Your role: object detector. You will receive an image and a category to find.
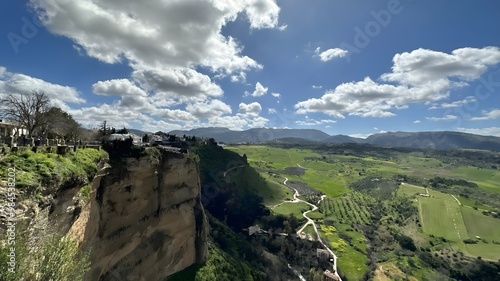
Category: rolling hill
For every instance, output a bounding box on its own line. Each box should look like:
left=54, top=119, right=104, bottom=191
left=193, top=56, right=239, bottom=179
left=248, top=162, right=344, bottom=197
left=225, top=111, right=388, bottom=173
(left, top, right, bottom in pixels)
left=168, top=128, right=500, bottom=152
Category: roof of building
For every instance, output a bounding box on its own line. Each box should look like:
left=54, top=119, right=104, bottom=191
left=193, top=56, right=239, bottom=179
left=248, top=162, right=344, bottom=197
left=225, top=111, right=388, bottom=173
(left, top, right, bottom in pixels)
left=324, top=270, right=340, bottom=281
left=0, top=119, right=21, bottom=126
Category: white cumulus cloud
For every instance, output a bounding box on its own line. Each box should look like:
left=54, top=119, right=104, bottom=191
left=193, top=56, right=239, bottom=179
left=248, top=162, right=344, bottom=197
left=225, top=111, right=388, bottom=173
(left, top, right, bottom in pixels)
left=238, top=102, right=262, bottom=117
left=296, top=47, right=500, bottom=119
left=470, top=109, right=500, bottom=121
left=0, top=66, right=85, bottom=109
left=244, top=82, right=268, bottom=97
left=315, top=47, right=348, bottom=62
left=29, top=0, right=283, bottom=131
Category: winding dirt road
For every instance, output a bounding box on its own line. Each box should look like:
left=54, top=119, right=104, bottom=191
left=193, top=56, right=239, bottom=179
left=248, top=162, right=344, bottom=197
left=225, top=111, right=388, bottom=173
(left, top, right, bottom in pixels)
left=224, top=164, right=341, bottom=280
left=282, top=177, right=342, bottom=280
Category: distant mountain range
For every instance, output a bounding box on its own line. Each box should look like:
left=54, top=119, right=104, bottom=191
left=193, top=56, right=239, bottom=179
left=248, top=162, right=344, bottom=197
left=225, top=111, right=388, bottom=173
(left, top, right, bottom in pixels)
left=168, top=127, right=500, bottom=152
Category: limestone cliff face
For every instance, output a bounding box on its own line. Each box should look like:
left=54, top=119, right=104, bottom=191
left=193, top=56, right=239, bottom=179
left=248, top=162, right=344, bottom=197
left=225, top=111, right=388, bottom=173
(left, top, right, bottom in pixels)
left=69, top=151, right=208, bottom=281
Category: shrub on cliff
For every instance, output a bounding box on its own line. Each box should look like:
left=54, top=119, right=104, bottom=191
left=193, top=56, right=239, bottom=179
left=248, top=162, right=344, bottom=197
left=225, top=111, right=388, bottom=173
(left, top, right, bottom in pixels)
left=195, top=243, right=257, bottom=281
left=0, top=223, right=90, bottom=281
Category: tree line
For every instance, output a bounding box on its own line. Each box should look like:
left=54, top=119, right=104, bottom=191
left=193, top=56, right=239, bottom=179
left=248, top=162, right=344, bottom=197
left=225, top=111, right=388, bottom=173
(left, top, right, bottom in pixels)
left=0, top=91, right=81, bottom=140
left=0, top=90, right=129, bottom=143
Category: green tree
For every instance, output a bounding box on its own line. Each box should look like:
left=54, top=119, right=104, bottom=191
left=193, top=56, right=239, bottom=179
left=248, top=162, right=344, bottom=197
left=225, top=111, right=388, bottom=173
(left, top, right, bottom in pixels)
left=116, top=127, right=129, bottom=134
left=287, top=213, right=300, bottom=232
left=41, top=106, right=81, bottom=140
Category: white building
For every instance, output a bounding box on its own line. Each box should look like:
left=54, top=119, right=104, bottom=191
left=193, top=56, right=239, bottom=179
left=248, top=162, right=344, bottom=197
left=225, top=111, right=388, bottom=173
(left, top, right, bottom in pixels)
left=0, top=119, right=28, bottom=137
left=106, top=133, right=142, bottom=144
left=149, top=134, right=163, bottom=144
left=248, top=225, right=261, bottom=235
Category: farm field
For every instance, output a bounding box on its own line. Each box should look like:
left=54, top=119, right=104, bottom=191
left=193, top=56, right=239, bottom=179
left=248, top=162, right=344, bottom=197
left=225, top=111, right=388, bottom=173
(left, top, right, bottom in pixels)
left=396, top=183, right=426, bottom=197
left=319, top=225, right=368, bottom=281
left=461, top=207, right=500, bottom=260
left=448, top=166, right=500, bottom=194
left=398, top=184, right=500, bottom=259
left=454, top=195, right=494, bottom=211
left=418, top=193, right=468, bottom=243
left=272, top=201, right=311, bottom=218
left=461, top=207, right=500, bottom=241
left=316, top=192, right=373, bottom=225
left=227, top=145, right=349, bottom=196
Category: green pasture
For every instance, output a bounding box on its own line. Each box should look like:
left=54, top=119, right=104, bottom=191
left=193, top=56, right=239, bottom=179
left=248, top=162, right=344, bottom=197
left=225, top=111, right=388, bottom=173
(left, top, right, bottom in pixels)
left=319, top=225, right=368, bottom=281
left=397, top=183, right=426, bottom=197
left=411, top=187, right=500, bottom=259
left=461, top=207, right=500, bottom=242
left=455, top=195, right=494, bottom=211
left=464, top=243, right=500, bottom=261
left=448, top=166, right=500, bottom=194
left=272, top=202, right=311, bottom=217
left=418, top=191, right=469, bottom=243
left=461, top=205, right=500, bottom=259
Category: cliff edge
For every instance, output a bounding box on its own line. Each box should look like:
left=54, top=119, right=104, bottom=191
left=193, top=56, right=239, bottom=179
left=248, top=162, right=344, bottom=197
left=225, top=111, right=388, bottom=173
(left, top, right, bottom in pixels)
left=69, top=149, right=208, bottom=281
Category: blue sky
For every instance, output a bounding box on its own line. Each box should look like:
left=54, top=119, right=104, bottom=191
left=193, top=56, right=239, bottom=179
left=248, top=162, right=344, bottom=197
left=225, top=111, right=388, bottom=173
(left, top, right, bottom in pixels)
left=1, top=0, right=500, bottom=137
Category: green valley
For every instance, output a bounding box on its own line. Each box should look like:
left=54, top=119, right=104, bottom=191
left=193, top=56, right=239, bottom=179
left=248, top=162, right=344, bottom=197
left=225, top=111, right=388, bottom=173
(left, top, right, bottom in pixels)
left=225, top=143, right=500, bottom=280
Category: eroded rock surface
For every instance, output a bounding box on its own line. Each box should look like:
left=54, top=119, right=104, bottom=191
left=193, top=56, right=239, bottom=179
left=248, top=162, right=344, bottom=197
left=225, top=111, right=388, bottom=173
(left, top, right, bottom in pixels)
left=70, top=151, right=208, bottom=281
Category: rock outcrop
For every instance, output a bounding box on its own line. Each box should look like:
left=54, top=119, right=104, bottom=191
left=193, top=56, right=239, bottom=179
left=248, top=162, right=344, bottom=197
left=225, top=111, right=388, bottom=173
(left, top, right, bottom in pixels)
left=69, top=150, right=208, bottom=281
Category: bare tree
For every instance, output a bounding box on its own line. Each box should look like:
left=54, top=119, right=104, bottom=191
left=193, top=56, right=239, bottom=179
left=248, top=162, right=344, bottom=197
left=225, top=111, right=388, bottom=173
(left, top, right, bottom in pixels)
left=0, top=90, right=50, bottom=138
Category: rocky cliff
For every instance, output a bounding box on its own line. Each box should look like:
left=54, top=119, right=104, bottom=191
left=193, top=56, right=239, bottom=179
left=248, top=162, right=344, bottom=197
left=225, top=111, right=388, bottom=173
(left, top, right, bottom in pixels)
left=69, top=150, right=208, bottom=281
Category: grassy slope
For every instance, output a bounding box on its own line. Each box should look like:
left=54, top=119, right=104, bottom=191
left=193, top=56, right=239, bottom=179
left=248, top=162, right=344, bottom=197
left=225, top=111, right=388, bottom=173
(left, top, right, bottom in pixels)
left=227, top=145, right=349, bottom=196
left=396, top=183, right=426, bottom=197
left=454, top=195, right=494, bottom=211
left=0, top=148, right=107, bottom=184
left=229, top=166, right=291, bottom=206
